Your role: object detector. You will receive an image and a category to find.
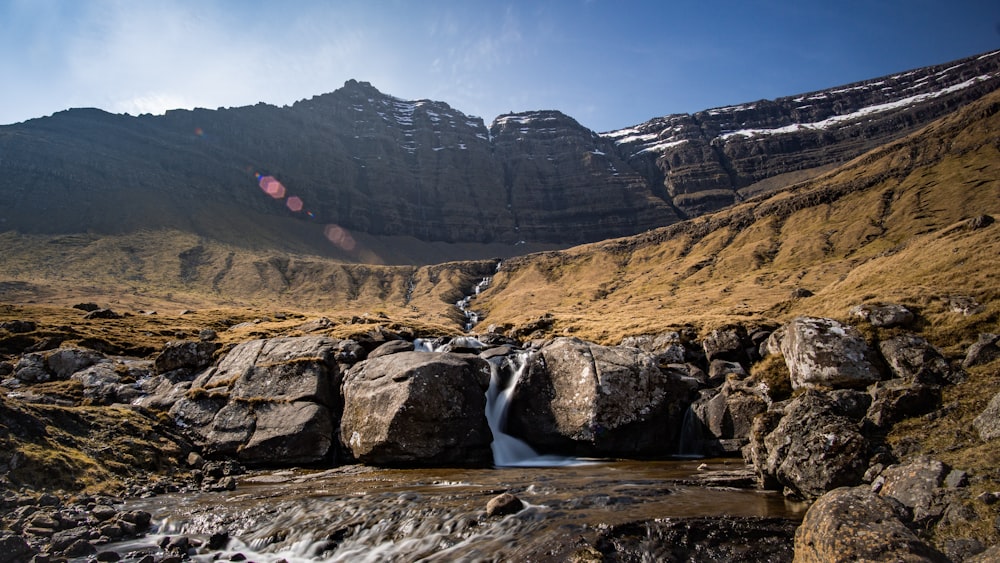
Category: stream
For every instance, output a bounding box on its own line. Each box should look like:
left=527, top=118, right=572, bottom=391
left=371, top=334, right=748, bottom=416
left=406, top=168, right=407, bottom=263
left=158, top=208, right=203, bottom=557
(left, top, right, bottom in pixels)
left=94, top=284, right=807, bottom=562
left=95, top=343, right=807, bottom=562
left=100, top=460, right=805, bottom=562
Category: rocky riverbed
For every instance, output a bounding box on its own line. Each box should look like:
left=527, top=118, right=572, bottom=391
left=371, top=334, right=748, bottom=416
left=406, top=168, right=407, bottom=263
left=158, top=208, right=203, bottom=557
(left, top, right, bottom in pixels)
left=1, top=302, right=999, bottom=561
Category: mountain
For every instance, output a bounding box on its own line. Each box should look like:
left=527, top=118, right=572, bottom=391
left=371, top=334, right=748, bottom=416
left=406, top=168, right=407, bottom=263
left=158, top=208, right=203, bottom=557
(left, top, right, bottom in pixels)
left=480, top=86, right=1000, bottom=344
left=604, top=49, right=1000, bottom=217
left=1, top=51, right=997, bottom=265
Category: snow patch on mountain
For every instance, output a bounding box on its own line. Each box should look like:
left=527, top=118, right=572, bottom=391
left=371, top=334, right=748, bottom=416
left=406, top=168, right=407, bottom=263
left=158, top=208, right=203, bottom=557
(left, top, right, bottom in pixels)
left=720, top=72, right=997, bottom=140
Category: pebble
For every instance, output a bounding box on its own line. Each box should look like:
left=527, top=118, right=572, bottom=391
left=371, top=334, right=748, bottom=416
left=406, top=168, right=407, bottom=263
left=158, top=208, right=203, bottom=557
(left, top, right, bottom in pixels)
left=486, top=492, right=524, bottom=517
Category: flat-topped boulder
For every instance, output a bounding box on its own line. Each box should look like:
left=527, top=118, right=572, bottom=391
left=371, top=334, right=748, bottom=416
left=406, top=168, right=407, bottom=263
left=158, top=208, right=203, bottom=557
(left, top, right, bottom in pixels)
left=339, top=351, right=493, bottom=466
left=169, top=336, right=342, bottom=465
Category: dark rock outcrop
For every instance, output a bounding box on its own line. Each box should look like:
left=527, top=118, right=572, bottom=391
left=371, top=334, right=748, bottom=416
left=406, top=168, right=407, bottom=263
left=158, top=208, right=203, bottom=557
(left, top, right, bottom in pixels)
left=507, top=337, right=696, bottom=456
left=593, top=516, right=799, bottom=562
left=746, top=390, right=871, bottom=499
left=685, top=374, right=769, bottom=456
left=879, top=335, right=963, bottom=385
left=168, top=336, right=341, bottom=465
left=339, top=351, right=493, bottom=466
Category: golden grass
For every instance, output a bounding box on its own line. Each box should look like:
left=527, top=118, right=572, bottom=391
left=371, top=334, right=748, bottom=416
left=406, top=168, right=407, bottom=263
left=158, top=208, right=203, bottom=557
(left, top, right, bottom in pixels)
left=2, top=403, right=188, bottom=494
left=476, top=90, right=1000, bottom=346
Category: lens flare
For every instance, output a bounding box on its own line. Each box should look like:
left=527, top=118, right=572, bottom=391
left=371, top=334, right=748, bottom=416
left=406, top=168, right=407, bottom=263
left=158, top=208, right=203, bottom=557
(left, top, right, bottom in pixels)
left=324, top=224, right=357, bottom=252
left=258, top=175, right=286, bottom=199
left=286, top=196, right=304, bottom=212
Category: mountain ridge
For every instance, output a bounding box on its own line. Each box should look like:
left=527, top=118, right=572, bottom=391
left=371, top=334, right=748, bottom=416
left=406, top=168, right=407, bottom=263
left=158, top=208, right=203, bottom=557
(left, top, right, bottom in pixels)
left=1, top=50, right=997, bottom=264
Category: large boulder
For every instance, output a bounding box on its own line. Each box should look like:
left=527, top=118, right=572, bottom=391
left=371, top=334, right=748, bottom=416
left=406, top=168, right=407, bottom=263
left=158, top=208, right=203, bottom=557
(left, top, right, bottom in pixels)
left=748, top=390, right=871, bottom=499
left=0, top=531, right=34, bottom=563
left=45, top=347, right=106, bottom=379
left=779, top=317, right=883, bottom=390
left=619, top=332, right=687, bottom=366
left=507, top=337, right=696, bottom=457
left=13, top=347, right=108, bottom=383
left=793, top=486, right=949, bottom=563
left=154, top=340, right=220, bottom=375
left=878, top=335, right=963, bottom=385
left=865, top=379, right=941, bottom=430
left=874, top=457, right=962, bottom=527
left=702, top=326, right=749, bottom=365
left=850, top=303, right=915, bottom=328
left=72, top=363, right=142, bottom=405
left=168, top=336, right=341, bottom=465
left=340, top=351, right=492, bottom=466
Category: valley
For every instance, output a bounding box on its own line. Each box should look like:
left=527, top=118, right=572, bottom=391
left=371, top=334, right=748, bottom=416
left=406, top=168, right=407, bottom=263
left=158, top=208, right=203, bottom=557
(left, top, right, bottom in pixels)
left=1, top=51, right=999, bottom=562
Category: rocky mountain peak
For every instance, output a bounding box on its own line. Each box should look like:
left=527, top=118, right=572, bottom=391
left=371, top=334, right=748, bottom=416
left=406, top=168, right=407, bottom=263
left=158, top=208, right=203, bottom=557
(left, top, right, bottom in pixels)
left=603, top=49, right=1000, bottom=217
left=0, top=50, right=997, bottom=261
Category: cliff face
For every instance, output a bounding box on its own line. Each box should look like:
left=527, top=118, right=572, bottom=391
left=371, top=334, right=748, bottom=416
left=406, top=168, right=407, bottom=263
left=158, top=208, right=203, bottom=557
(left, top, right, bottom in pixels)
left=604, top=50, right=1000, bottom=217
left=0, top=51, right=997, bottom=253
left=490, top=110, right=681, bottom=244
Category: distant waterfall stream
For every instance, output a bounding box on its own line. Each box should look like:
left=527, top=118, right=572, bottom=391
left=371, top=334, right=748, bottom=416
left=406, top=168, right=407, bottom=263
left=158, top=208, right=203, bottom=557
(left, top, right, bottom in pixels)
left=455, top=260, right=501, bottom=332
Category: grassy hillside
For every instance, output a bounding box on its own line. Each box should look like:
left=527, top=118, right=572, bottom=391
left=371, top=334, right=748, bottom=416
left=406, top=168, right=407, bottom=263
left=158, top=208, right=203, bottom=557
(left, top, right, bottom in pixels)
left=477, top=89, right=1000, bottom=349
left=1, top=90, right=997, bottom=350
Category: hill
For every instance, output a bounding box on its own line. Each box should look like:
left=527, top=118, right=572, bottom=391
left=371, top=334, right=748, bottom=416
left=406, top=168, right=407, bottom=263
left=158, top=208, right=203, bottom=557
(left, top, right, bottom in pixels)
left=1, top=84, right=996, bottom=355
left=479, top=87, right=1000, bottom=346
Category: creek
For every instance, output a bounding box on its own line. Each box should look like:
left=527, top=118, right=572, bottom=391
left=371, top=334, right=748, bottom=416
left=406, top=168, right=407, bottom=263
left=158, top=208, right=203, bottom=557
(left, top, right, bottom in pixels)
left=99, top=460, right=805, bottom=562
left=96, top=342, right=807, bottom=562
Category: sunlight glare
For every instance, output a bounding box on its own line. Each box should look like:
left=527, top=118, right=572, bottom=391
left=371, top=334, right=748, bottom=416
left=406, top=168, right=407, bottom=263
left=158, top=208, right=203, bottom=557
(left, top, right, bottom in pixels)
left=324, top=224, right=357, bottom=252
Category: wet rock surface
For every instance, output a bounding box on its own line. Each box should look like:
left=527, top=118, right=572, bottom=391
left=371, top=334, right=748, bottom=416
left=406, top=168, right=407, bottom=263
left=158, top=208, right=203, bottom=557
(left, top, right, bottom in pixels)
left=592, top=516, right=800, bottom=562
left=749, top=390, right=871, bottom=499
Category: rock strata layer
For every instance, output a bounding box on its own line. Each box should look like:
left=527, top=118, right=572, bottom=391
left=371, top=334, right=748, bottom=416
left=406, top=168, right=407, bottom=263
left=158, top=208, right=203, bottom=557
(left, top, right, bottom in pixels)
left=1, top=51, right=997, bottom=251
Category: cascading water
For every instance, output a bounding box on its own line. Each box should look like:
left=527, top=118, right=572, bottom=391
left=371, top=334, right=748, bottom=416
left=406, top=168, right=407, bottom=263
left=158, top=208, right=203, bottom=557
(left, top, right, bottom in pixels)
left=103, top=460, right=805, bottom=562
left=484, top=352, right=579, bottom=467
left=414, top=337, right=577, bottom=467
left=454, top=260, right=501, bottom=332
left=676, top=405, right=704, bottom=458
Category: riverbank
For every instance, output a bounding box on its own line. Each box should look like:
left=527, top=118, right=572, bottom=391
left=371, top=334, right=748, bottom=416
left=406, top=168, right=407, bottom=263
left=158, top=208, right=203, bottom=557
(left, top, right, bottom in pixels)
left=2, top=302, right=998, bottom=561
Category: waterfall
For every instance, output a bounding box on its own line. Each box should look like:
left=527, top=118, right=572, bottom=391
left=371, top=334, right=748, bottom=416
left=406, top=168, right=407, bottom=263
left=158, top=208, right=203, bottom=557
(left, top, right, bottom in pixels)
left=484, top=352, right=580, bottom=467
left=414, top=335, right=580, bottom=466
left=676, top=405, right=704, bottom=458
left=455, top=260, right=502, bottom=332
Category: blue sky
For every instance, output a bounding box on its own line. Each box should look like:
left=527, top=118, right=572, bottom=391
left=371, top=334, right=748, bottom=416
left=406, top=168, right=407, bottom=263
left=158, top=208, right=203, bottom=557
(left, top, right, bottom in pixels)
left=2, top=0, right=998, bottom=132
